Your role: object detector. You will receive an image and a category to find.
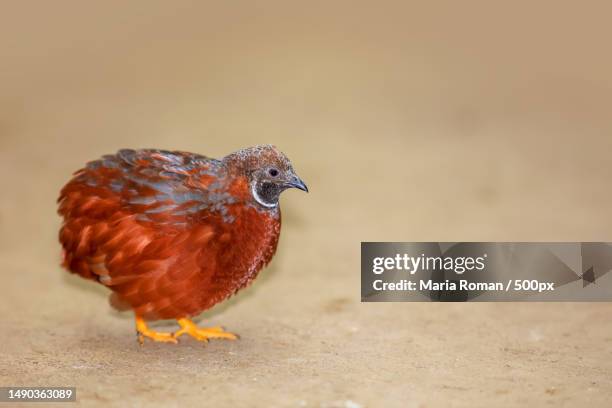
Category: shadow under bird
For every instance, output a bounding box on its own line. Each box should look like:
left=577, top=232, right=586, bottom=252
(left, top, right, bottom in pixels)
left=57, top=145, right=308, bottom=343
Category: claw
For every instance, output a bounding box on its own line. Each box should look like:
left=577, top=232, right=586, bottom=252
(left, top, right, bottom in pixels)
left=135, top=316, right=178, bottom=344
left=173, top=318, right=238, bottom=342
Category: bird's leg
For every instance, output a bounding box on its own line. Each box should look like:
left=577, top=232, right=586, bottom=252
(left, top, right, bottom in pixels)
left=173, top=318, right=238, bottom=342
left=135, top=316, right=177, bottom=344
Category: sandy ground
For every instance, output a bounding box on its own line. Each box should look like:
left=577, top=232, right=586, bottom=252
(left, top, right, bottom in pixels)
left=2, top=2, right=612, bottom=407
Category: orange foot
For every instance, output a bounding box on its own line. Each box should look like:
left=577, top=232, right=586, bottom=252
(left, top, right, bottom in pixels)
left=173, top=318, right=238, bottom=342
left=135, top=316, right=177, bottom=344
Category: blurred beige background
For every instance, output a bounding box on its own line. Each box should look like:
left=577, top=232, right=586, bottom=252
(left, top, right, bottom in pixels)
left=1, top=1, right=612, bottom=407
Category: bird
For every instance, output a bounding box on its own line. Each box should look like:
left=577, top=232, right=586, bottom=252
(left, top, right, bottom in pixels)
left=57, top=145, right=308, bottom=344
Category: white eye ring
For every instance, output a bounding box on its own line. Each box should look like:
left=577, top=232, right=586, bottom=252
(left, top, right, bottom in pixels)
left=251, top=181, right=277, bottom=208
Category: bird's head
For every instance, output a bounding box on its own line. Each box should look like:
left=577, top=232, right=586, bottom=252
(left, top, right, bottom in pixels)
left=223, top=145, right=308, bottom=209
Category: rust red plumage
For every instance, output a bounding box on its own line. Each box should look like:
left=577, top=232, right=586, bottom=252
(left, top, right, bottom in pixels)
left=57, top=145, right=307, bottom=342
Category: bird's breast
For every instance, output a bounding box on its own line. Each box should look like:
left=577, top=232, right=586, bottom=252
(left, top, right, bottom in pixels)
left=206, top=204, right=281, bottom=294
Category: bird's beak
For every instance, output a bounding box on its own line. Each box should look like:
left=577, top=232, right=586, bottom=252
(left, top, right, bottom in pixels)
left=285, top=175, right=308, bottom=192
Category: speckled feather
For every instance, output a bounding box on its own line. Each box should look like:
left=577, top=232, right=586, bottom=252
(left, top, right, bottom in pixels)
left=58, top=147, right=286, bottom=320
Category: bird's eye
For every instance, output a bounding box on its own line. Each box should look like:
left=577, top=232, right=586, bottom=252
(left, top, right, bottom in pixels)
left=268, top=168, right=279, bottom=177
